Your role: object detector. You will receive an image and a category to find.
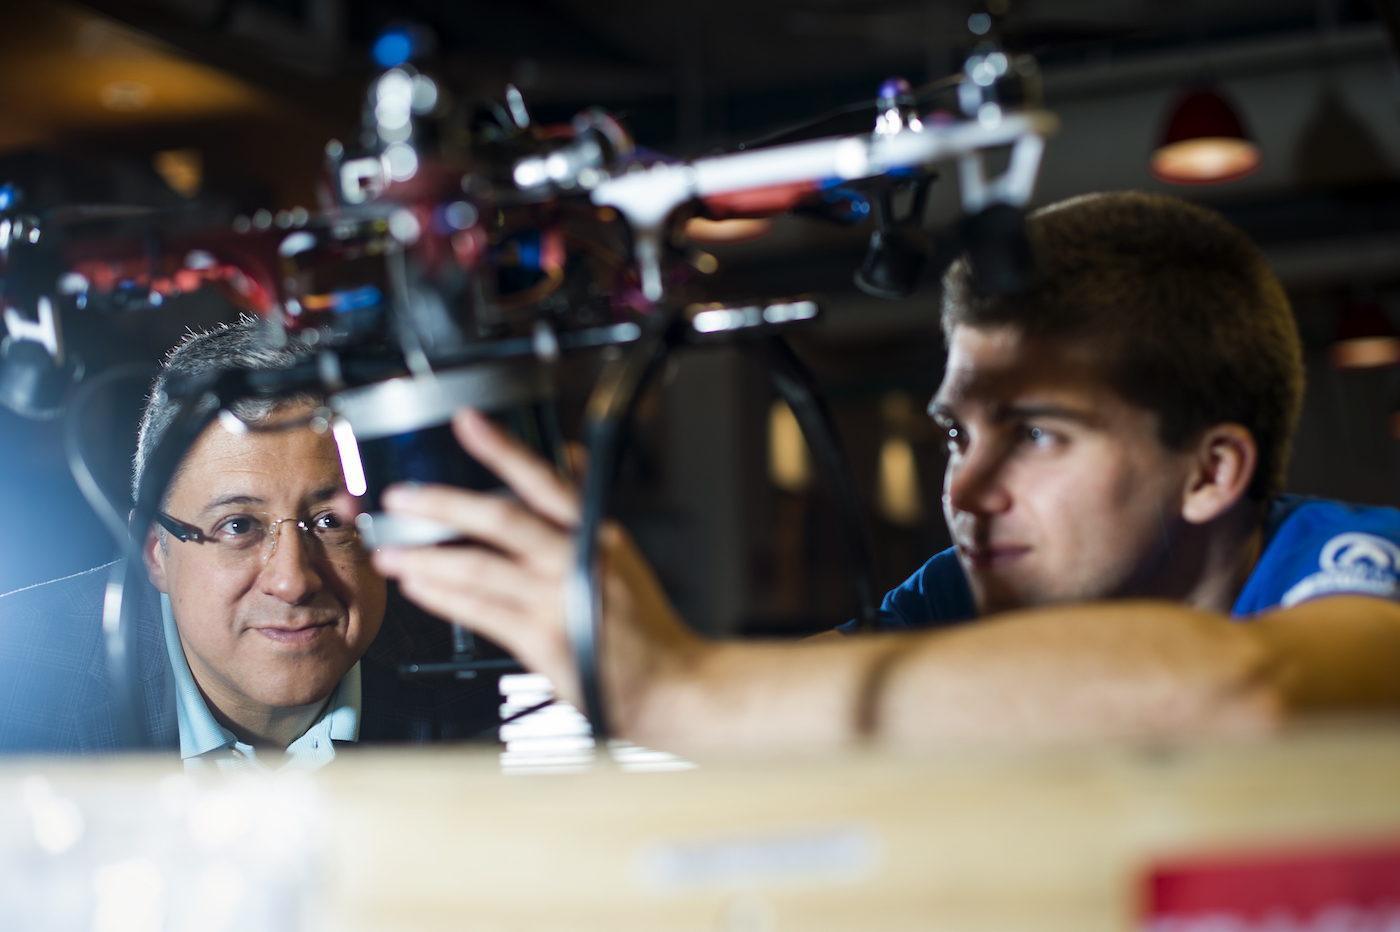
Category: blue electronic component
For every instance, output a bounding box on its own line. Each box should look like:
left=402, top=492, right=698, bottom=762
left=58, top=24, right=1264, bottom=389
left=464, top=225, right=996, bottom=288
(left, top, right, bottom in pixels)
left=332, top=285, right=383, bottom=313
left=515, top=232, right=542, bottom=270
left=372, top=31, right=414, bottom=68
left=818, top=187, right=872, bottom=223
left=879, top=77, right=912, bottom=101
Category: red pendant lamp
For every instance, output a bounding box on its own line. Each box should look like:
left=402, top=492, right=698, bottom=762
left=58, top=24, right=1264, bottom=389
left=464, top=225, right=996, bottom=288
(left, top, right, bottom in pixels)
left=1150, top=86, right=1263, bottom=185
left=1330, top=296, right=1400, bottom=370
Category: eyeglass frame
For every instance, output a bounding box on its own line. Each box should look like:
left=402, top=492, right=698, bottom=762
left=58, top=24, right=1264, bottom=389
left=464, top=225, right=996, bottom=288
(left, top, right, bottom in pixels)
left=154, top=510, right=363, bottom=564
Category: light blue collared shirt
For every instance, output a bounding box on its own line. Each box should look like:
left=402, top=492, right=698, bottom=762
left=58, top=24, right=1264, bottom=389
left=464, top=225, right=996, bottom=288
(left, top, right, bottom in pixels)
left=160, top=594, right=361, bottom=773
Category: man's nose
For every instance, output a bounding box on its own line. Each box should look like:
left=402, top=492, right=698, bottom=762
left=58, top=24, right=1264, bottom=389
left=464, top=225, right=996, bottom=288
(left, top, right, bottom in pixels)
left=944, top=441, right=1013, bottom=517
left=259, top=522, right=323, bottom=604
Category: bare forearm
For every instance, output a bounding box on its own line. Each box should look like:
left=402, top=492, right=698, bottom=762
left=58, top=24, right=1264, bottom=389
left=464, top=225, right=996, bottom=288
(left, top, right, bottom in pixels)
left=619, top=601, right=1283, bottom=752
left=1254, top=596, right=1400, bottom=709
left=615, top=636, right=904, bottom=752
left=875, top=602, right=1281, bottom=743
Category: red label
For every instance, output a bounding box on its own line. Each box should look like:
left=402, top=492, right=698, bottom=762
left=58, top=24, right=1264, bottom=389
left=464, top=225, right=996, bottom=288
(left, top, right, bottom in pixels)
left=1144, top=843, right=1400, bottom=932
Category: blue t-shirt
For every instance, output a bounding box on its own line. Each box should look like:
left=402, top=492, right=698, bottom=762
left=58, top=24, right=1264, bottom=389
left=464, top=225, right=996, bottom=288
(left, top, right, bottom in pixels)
left=838, top=495, right=1400, bottom=634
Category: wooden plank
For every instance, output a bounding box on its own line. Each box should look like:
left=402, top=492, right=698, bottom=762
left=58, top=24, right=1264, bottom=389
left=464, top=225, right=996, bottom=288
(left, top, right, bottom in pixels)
left=3, top=721, right=1400, bottom=931
left=319, top=721, right=1400, bottom=932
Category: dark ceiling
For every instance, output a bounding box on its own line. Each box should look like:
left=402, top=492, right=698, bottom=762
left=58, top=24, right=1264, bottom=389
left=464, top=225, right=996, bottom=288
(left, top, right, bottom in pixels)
left=0, top=0, right=1373, bottom=214
left=59, top=0, right=1387, bottom=151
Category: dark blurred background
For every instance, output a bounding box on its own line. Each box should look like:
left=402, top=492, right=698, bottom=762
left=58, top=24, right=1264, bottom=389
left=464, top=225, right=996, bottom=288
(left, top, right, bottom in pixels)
left=4, top=0, right=1400, bottom=639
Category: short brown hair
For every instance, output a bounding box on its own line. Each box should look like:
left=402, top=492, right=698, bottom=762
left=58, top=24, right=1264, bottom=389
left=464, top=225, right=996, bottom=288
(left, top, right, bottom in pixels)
left=942, top=191, right=1303, bottom=500
left=134, top=318, right=316, bottom=506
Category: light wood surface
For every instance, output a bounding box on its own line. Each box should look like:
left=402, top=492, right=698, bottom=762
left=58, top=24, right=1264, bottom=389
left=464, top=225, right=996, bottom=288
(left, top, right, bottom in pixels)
left=4, top=721, right=1400, bottom=931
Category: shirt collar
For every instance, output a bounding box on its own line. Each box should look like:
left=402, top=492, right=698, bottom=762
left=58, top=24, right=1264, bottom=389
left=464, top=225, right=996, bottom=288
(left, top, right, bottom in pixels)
left=159, top=593, right=361, bottom=764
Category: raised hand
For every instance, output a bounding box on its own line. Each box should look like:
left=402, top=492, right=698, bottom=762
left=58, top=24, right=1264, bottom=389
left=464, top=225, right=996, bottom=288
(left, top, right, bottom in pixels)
left=370, top=407, right=700, bottom=732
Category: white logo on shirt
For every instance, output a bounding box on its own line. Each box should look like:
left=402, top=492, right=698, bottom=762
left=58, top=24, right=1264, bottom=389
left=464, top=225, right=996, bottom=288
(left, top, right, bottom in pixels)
left=1318, top=532, right=1400, bottom=575
left=1281, top=532, right=1400, bottom=607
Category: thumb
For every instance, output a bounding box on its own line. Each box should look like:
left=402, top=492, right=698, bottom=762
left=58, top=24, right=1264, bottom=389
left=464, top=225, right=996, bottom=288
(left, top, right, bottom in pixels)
left=452, top=407, right=580, bottom=527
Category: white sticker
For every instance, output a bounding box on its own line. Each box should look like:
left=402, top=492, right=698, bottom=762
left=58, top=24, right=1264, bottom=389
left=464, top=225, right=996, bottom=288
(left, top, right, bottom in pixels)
left=634, top=823, right=882, bottom=893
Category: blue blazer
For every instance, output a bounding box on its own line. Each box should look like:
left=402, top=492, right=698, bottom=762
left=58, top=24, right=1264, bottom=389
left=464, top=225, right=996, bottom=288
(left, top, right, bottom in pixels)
left=0, top=565, right=506, bottom=755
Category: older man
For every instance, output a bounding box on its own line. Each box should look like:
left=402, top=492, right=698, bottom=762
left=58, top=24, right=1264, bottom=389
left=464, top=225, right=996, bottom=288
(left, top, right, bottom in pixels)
left=0, top=321, right=500, bottom=768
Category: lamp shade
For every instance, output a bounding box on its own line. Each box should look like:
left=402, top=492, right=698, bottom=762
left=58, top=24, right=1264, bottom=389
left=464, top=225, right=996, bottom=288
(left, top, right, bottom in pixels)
left=1330, top=298, right=1400, bottom=370
left=1150, top=87, right=1262, bottom=185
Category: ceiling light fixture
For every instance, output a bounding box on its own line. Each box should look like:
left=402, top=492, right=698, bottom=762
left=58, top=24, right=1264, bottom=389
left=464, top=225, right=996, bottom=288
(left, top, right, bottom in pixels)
left=1150, top=86, right=1262, bottom=185
left=1330, top=296, right=1400, bottom=370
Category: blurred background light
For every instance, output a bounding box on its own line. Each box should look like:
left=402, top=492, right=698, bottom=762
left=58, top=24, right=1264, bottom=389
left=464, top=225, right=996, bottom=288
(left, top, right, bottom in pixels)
left=1150, top=87, right=1262, bottom=185
left=98, top=81, right=151, bottom=112
left=372, top=30, right=413, bottom=69
left=876, top=392, right=923, bottom=527
left=768, top=399, right=812, bottom=494
left=1330, top=295, right=1400, bottom=370
left=152, top=149, right=201, bottom=198
left=683, top=216, right=774, bottom=244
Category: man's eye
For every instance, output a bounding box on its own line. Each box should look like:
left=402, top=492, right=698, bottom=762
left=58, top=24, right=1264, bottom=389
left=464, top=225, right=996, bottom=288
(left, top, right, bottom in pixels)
left=1024, top=426, right=1054, bottom=447
left=215, top=516, right=263, bottom=539
left=313, top=511, right=343, bottom=530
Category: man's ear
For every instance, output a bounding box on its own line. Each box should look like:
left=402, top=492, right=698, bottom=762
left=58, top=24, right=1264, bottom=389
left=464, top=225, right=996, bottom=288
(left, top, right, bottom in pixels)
left=1180, top=423, right=1258, bottom=525
left=142, top=527, right=171, bottom=594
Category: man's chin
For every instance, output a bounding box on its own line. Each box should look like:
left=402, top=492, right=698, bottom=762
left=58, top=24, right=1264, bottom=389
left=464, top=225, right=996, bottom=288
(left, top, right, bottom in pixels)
left=242, top=658, right=354, bottom=710
left=966, top=573, right=1048, bottom=616
left=247, top=680, right=341, bottom=711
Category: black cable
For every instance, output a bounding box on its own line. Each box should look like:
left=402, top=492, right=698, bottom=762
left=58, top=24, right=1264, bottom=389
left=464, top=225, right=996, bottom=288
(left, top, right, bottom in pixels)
left=495, top=697, right=558, bottom=732
left=102, top=378, right=226, bottom=750
left=463, top=695, right=559, bottom=742
left=568, top=308, right=682, bottom=740
left=100, top=559, right=145, bottom=750
left=398, top=659, right=524, bottom=676
left=912, top=72, right=969, bottom=105
left=566, top=318, right=879, bottom=743
left=64, top=364, right=153, bottom=550
left=738, top=99, right=882, bottom=150
left=737, top=73, right=965, bottom=150
left=64, top=364, right=164, bottom=751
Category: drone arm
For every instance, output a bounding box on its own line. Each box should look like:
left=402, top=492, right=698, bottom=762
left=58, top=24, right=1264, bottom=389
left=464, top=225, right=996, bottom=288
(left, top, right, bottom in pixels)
left=585, top=111, right=1058, bottom=302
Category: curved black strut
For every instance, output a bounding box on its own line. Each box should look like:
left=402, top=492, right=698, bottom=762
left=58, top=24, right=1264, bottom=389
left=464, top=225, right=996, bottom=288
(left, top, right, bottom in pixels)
left=568, top=320, right=879, bottom=739
left=569, top=310, right=683, bottom=741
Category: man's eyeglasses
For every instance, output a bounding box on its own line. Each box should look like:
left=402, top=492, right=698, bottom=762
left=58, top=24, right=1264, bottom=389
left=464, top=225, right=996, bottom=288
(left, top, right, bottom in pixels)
left=155, top=510, right=363, bottom=565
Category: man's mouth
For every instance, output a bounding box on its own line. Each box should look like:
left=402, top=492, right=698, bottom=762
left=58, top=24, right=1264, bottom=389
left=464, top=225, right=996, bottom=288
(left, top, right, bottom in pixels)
left=252, top=621, right=336, bottom=646
left=959, top=543, right=1031, bottom=570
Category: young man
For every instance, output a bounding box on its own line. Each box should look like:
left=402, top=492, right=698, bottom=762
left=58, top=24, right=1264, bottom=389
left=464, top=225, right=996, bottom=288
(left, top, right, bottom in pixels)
left=0, top=322, right=501, bottom=766
left=371, top=192, right=1400, bottom=751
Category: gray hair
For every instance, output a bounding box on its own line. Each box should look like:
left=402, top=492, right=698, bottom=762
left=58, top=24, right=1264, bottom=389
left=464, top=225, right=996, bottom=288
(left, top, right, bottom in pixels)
left=132, top=318, right=318, bottom=507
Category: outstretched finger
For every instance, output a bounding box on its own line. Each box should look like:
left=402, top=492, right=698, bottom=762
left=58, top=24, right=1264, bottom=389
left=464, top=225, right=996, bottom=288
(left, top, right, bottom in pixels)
left=375, top=542, right=547, bottom=606
left=395, top=575, right=581, bottom=707
left=395, top=577, right=527, bottom=649
left=454, top=408, right=580, bottom=527
left=381, top=482, right=572, bottom=569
